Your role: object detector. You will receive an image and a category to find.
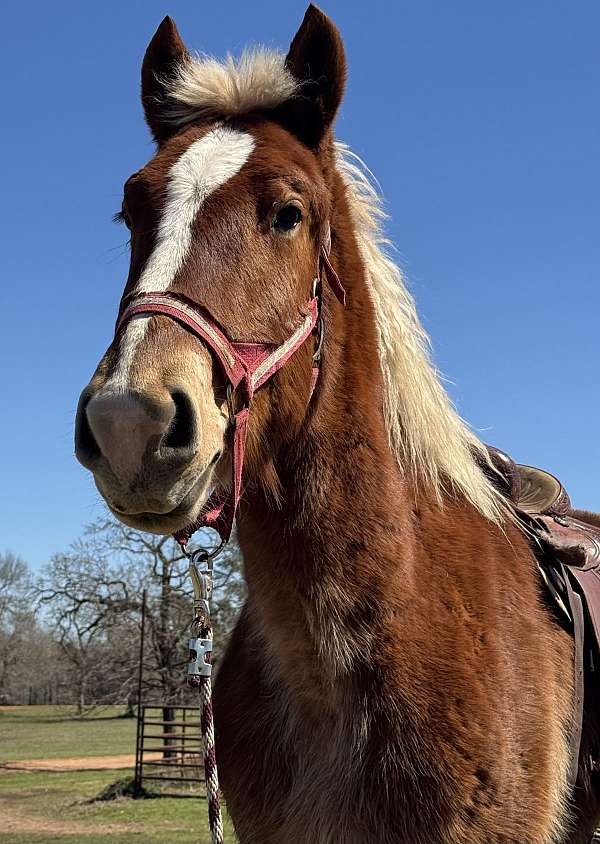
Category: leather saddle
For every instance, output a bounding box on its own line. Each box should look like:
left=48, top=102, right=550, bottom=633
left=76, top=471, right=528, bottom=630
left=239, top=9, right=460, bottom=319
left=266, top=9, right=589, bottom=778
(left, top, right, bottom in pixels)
left=484, top=446, right=600, bottom=789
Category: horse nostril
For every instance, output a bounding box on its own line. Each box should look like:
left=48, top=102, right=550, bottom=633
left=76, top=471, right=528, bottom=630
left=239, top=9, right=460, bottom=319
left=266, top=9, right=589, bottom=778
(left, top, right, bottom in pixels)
left=162, top=390, right=196, bottom=452
left=74, top=390, right=102, bottom=467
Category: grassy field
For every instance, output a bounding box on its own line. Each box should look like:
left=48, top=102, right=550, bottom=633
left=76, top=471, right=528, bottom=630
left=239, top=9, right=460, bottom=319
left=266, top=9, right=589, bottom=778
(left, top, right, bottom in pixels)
left=0, top=706, right=236, bottom=844
left=0, top=706, right=137, bottom=762
left=0, top=768, right=236, bottom=844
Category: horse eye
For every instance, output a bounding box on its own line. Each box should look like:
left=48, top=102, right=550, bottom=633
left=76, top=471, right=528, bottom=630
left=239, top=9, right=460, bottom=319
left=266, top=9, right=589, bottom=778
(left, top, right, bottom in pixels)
left=121, top=205, right=132, bottom=230
left=273, top=204, right=302, bottom=233
left=114, top=201, right=132, bottom=230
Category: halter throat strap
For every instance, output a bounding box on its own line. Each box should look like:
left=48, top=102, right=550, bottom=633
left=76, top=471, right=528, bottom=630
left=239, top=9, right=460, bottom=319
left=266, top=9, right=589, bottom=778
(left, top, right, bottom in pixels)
left=115, top=239, right=345, bottom=549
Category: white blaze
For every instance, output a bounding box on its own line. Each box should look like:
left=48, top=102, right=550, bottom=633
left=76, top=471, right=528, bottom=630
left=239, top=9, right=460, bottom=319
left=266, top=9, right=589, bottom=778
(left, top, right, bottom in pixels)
left=136, top=126, right=255, bottom=294
left=108, top=126, right=255, bottom=389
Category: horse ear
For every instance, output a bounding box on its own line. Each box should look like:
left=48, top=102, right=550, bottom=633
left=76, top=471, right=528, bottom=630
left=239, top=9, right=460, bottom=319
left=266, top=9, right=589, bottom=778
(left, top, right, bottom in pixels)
left=279, top=4, right=346, bottom=149
left=141, top=17, right=189, bottom=145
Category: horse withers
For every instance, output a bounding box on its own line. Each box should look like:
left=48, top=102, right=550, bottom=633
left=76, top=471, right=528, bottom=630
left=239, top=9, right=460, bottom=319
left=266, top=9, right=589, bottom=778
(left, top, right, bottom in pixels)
left=74, top=6, right=600, bottom=842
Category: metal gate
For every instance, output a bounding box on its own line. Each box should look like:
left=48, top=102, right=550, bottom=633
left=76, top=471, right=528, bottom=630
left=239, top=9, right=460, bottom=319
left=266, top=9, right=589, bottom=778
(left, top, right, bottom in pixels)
left=134, top=704, right=204, bottom=795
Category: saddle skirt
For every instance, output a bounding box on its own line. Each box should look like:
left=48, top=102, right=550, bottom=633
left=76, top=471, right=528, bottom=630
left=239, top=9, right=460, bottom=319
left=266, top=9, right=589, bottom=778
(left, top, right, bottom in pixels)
left=485, top=446, right=600, bottom=790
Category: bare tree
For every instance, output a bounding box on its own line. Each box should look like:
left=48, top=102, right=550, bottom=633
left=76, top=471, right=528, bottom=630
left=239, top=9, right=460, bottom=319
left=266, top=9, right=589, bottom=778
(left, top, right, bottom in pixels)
left=38, top=548, right=139, bottom=713
left=0, top=552, right=35, bottom=704
left=37, top=518, right=245, bottom=723
left=0, top=551, right=30, bottom=624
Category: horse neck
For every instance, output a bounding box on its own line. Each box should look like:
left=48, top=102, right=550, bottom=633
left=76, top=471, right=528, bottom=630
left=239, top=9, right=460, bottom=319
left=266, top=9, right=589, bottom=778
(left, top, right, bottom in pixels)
left=236, top=182, right=419, bottom=699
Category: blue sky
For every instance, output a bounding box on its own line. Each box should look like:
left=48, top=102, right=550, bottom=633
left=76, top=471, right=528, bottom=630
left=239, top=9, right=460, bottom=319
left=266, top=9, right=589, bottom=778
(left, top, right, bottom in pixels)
left=1, top=1, right=598, bottom=569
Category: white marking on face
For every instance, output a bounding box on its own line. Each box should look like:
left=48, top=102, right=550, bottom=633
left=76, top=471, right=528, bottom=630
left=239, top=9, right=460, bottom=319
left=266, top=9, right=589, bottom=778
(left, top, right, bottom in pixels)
left=107, top=126, right=255, bottom=390
left=109, top=317, right=150, bottom=391
left=136, top=127, right=255, bottom=294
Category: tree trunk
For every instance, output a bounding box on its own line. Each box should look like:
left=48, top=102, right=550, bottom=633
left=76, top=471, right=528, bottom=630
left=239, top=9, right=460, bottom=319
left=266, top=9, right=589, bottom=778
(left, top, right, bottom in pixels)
left=77, top=676, right=86, bottom=715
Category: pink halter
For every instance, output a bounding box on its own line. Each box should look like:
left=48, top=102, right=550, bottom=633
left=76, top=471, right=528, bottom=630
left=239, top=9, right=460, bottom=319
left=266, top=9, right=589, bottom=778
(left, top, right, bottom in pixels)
left=116, top=236, right=345, bottom=550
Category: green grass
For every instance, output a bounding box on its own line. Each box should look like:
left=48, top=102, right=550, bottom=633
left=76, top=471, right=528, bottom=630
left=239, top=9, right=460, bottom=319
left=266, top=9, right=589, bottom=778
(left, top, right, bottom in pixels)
left=0, top=707, right=236, bottom=842
left=0, top=706, right=136, bottom=761
left=0, top=768, right=236, bottom=843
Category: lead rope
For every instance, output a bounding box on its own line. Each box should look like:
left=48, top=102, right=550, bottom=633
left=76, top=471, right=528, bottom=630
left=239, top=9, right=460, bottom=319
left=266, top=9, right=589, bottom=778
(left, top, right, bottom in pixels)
left=186, top=550, right=224, bottom=844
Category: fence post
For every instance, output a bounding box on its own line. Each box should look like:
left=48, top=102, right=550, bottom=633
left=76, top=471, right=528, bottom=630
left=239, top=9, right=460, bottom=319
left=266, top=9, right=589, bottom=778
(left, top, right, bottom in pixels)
left=134, top=589, right=147, bottom=791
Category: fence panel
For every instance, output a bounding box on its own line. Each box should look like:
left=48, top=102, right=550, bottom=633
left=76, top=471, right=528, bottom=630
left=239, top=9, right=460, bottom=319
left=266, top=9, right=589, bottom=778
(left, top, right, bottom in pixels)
left=135, top=704, right=204, bottom=796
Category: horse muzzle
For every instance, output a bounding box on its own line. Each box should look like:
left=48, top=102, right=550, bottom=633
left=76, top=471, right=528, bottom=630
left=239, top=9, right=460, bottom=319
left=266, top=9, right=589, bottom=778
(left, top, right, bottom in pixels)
left=74, top=384, right=226, bottom=534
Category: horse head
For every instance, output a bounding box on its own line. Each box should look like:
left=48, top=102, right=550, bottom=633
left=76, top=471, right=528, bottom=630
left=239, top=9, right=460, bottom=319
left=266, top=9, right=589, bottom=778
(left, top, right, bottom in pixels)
left=75, top=6, right=347, bottom=537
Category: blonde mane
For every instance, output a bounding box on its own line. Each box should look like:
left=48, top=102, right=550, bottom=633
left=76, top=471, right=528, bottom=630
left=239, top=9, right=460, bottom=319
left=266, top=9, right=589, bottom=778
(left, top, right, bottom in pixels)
left=335, top=144, right=505, bottom=523
left=167, top=50, right=505, bottom=523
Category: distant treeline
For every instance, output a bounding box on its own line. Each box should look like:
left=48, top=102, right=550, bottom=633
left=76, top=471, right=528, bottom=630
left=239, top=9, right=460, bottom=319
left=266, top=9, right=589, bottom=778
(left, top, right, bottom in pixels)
left=0, top=520, right=245, bottom=711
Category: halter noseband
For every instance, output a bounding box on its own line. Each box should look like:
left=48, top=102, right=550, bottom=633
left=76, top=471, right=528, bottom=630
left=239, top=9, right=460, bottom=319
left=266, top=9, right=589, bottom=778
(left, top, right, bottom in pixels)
left=116, top=232, right=345, bottom=551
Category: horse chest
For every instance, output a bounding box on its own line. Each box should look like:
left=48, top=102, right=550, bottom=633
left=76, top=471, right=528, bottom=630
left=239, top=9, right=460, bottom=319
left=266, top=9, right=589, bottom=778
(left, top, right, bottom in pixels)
left=215, top=644, right=433, bottom=843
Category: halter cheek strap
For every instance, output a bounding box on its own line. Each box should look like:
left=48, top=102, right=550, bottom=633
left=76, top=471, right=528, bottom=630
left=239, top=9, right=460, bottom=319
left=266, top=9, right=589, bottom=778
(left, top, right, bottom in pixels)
left=116, top=239, right=345, bottom=549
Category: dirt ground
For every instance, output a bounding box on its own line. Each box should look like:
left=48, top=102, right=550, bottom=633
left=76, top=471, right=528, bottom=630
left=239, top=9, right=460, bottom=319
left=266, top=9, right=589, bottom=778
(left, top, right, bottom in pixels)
left=0, top=806, right=135, bottom=837
left=1, top=753, right=161, bottom=772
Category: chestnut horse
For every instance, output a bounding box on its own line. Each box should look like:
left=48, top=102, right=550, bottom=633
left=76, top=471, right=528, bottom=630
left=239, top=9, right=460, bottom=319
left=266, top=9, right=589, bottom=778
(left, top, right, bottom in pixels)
left=75, top=7, right=600, bottom=842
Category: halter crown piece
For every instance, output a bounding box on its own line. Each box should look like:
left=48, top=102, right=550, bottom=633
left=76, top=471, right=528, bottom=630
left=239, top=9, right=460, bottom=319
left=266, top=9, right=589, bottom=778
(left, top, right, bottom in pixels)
left=116, top=227, right=346, bottom=554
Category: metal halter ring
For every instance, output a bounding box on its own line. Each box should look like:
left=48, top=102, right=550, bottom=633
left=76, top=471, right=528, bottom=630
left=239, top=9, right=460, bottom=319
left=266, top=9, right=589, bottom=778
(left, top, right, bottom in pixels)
left=311, top=276, right=324, bottom=363
left=226, top=383, right=236, bottom=426
left=183, top=539, right=226, bottom=564
left=313, top=316, right=324, bottom=363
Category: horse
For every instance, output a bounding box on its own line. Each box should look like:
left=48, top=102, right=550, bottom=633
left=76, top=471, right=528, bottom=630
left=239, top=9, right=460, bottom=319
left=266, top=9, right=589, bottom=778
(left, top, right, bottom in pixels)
left=74, top=6, right=600, bottom=842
